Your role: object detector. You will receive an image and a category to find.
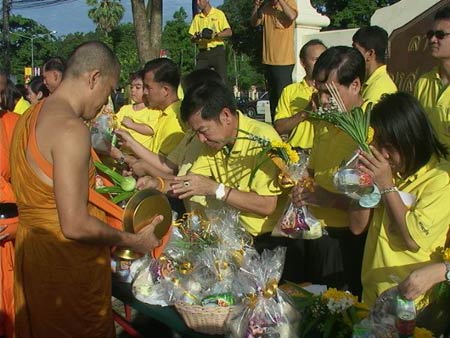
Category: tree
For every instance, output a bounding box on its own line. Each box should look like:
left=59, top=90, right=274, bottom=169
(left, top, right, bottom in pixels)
left=312, top=0, right=401, bottom=29
left=161, top=7, right=195, bottom=75
left=87, top=0, right=125, bottom=35
left=131, top=0, right=162, bottom=64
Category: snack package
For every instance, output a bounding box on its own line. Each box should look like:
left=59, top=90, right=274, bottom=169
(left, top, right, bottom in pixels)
left=333, top=151, right=381, bottom=208
left=272, top=159, right=322, bottom=240
left=228, top=247, right=300, bottom=338
left=90, top=106, right=118, bottom=153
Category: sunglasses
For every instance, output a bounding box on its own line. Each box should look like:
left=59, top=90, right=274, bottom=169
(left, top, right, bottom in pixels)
left=426, top=30, right=450, bottom=40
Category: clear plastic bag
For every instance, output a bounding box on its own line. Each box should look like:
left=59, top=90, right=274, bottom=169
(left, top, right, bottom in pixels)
left=90, top=109, right=118, bottom=153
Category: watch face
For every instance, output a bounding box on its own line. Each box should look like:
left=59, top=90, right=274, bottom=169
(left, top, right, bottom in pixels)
left=446, top=263, right=450, bottom=281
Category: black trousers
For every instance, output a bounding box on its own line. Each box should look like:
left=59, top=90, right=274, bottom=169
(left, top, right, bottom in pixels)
left=196, top=45, right=227, bottom=81
left=265, top=64, right=294, bottom=120
left=304, top=227, right=367, bottom=300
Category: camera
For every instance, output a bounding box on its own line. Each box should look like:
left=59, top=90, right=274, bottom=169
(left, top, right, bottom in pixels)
left=200, top=28, right=214, bottom=40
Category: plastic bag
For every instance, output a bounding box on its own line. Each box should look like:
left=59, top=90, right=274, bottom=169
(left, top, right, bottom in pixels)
left=90, top=107, right=118, bottom=153
left=333, top=151, right=381, bottom=208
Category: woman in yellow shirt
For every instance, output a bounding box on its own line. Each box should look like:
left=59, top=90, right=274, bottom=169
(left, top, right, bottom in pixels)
left=354, top=92, right=450, bottom=308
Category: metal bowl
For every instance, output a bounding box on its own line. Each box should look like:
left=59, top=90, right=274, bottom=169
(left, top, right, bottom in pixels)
left=122, top=189, right=172, bottom=239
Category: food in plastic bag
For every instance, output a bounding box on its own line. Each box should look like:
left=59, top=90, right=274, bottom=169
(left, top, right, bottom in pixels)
left=90, top=107, right=118, bottom=153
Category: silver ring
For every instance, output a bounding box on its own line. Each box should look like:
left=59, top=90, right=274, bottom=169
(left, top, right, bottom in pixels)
left=183, top=181, right=190, bottom=188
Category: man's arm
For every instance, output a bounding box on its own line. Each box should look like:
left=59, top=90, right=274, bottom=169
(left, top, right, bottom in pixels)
left=172, top=174, right=277, bottom=217
left=274, top=111, right=308, bottom=135
left=121, top=117, right=154, bottom=136
left=251, top=0, right=264, bottom=27
left=52, top=120, right=161, bottom=254
left=278, top=0, right=298, bottom=22
left=216, top=28, right=232, bottom=39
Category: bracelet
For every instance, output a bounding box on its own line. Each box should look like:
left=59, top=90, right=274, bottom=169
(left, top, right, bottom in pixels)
left=224, top=187, right=232, bottom=202
left=155, top=176, right=165, bottom=192
left=380, top=186, right=398, bottom=195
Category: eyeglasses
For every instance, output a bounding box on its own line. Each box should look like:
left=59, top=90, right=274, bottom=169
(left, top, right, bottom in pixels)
left=426, top=30, right=450, bottom=40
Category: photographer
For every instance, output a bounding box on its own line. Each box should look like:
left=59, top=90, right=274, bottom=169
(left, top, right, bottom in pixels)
left=189, top=0, right=232, bottom=81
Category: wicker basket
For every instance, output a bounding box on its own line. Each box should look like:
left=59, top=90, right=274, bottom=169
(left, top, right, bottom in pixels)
left=174, top=302, right=237, bottom=335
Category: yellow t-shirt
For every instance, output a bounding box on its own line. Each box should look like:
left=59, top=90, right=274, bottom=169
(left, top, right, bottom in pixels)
left=150, top=101, right=185, bottom=156
left=13, top=96, right=31, bottom=115
left=274, top=80, right=315, bottom=149
left=115, top=104, right=159, bottom=149
left=414, top=67, right=450, bottom=155
left=190, top=112, right=286, bottom=236
left=361, top=65, right=397, bottom=105
left=260, top=0, right=297, bottom=65
left=188, top=7, right=231, bottom=50
left=362, top=156, right=450, bottom=308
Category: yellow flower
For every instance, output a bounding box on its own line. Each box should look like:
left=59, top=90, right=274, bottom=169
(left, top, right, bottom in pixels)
left=322, top=288, right=358, bottom=303
left=271, top=141, right=285, bottom=148
left=287, top=149, right=300, bottom=164
left=366, top=126, right=375, bottom=144
left=414, top=327, right=434, bottom=338
left=443, top=248, right=450, bottom=262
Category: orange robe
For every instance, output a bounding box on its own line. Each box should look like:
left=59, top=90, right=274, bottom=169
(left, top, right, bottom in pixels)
left=0, top=111, right=20, bottom=338
left=10, top=102, right=116, bottom=338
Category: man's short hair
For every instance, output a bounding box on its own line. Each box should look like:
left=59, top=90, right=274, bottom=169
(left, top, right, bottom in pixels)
left=143, top=58, right=180, bottom=90
left=42, top=57, right=66, bottom=73
left=313, top=46, right=366, bottom=87
left=352, top=26, right=389, bottom=64
left=435, top=6, right=450, bottom=21
left=299, top=39, right=326, bottom=60
left=181, top=69, right=223, bottom=93
left=180, top=79, right=237, bottom=123
left=65, top=41, right=120, bottom=79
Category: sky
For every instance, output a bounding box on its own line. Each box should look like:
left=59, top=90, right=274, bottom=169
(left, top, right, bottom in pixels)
left=12, top=0, right=223, bottom=37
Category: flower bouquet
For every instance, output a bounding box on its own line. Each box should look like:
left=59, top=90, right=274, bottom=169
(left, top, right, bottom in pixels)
left=286, top=283, right=369, bottom=338
left=309, top=83, right=380, bottom=208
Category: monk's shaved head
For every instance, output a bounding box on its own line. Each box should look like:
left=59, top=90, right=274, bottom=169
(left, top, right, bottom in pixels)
left=65, top=41, right=120, bottom=79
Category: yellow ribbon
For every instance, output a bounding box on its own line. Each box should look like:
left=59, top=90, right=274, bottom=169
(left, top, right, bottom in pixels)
left=178, top=261, right=193, bottom=275
left=263, top=279, right=279, bottom=298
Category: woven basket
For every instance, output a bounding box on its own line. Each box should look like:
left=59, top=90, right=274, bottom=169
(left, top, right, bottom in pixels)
left=174, top=302, right=237, bottom=335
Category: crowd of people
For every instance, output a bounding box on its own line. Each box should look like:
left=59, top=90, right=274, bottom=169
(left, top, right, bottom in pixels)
left=1, top=1, right=450, bottom=337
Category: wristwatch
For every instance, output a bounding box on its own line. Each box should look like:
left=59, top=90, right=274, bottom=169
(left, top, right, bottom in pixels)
left=445, top=262, right=450, bottom=282
left=215, top=183, right=226, bottom=201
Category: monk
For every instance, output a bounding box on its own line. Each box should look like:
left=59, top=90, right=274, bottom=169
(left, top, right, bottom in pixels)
left=0, top=109, right=20, bottom=338
left=10, top=41, right=162, bottom=338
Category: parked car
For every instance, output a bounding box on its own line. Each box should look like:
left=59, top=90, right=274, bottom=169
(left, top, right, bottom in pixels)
left=236, top=91, right=272, bottom=123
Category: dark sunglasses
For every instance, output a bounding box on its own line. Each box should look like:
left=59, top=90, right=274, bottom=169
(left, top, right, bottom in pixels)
left=426, top=30, right=450, bottom=40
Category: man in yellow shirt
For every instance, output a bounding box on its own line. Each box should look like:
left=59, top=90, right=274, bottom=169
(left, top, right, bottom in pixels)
left=352, top=26, right=397, bottom=105
left=142, top=58, right=185, bottom=157
left=292, top=46, right=367, bottom=297
left=189, top=0, right=232, bottom=81
left=274, top=39, right=327, bottom=149
left=251, top=0, right=298, bottom=119
left=172, top=79, right=307, bottom=282
left=414, top=7, right=450, bottom=154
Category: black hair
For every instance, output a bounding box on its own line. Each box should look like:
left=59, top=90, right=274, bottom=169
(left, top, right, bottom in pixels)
left=143, top=58, right=180, bottom=90
left=28, top=75, right=50, bottom=98
left=180, top=79, right=237, bottom=123
left=0, top=79, right=21, bottom=111
left=129, top=70, right=144, bottom=83
left=42, top=56, right=66, bottom=73
left=299, top=39, right=326, bottom=60
left=371, top=92, right=448, bottom=177
left=435, top=6, right=450, bottom=20
left=352, top=26, right=389, bottom=64
left=181, top=69, right=223, bottom=93
left=313, top=46, right=365, bottom=86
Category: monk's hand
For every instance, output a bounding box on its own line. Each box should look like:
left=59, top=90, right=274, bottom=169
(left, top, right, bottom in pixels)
left=132, top=215, right=164, bottom=253
left=136, top=176, right=158, bottom=191
left=172, top=174, right=218, bottom=199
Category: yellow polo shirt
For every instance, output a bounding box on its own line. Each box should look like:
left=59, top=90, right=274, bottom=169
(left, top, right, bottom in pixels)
left=308, top=102, right=370, bottom=228
left=150, top=101, right=185, bottom=156
left=414, top=67, right=450, bottom=155
left=116, top=104, right=160, bottom=149
left=362, top=156, right=450, bottom=308
left=13, top=96, right=31, bottom=115
left=274, top=79, right=315, bottom=149
left=361, top=65, right=397, bottom=105
left=188, top=7, right=230, bottom=50
left=190, top=112, right=286, bottom=236
left=260, top=0, right=297, bottom=65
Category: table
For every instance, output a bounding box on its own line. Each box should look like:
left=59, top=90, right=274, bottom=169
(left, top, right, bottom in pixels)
left=112, top=277, right=222, bottom=338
